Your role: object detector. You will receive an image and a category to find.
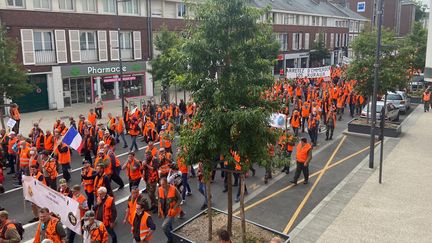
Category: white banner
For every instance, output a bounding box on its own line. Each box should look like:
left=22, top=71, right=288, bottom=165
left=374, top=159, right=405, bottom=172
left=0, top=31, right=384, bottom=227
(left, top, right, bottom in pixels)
left=269, top=113, right=289, bottom=129
left=286, top=66, right=331, bottom=79
left=22, top=176, right=82, bottom=235
left=7, top=118, right=16, bottom=128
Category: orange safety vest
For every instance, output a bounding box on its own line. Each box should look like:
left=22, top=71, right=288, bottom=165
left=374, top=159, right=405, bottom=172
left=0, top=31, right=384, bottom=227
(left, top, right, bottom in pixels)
left=296, top=143, right=312, bottom=163
left=44, top=134, right=54, bottom=151
left=301, top=103, right=310, bottom=118
left=82, top=167, right=95, bottom=194
left=93, top=174, right=106, bottom=195
left=131, top=212, right=153, bottom=242
left=147, top=160, right=159, bottom=183
left=291, top=113, right=301, bottom=128
left=34, top=217, right=62, bottom=243
left=55, top=141, right=71, bottom=165
left=96, top=196, right=114, bottom=226
left=127, top=196, right=139, bottom=225
left=94, top=155, right=112, bottom=176
left=44, top=160, right=58, bottom=179
left=326, top=112, right=337, bottom=128
left=177, top=156, right=188, bottom=174
left=7, top=137, right=17, bottom=155
left=32, top=171, right=46, bottom=185
left=74, top=193, right=87, bottom=218
left=10, top=107, right=20, bottom=120
left=158, top=185, right=181, bottom=218
left=88, top=113, right=97, bottom=126
left=20, top=147, right=30, bottom=168
left=88, top=222, right=108, bottom=243
left=129, top=123, right=140, bottom=136
left=116, top=119, right=124, bottom=133
left=126, top=159, right=142, bottom=181
left=160, top=136, right=171, bottom=149
left=423, top=92, right=431, bottom=102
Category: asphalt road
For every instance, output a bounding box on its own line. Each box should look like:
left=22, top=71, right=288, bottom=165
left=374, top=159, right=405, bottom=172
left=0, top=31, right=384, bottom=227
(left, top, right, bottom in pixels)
left=0, top=105, right=416, bottom=242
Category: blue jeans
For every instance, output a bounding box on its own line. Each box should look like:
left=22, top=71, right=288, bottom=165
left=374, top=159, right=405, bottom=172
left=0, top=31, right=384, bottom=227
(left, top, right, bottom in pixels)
left=198, top=182, right=207, bottom=205
left=116, top=131, right=128, bottom=146
left=181, top=173, right=191, bottom=200
left=106, top=226, right=117, bottom=243
left=130, top=135, right=138, bottom=152
left=162, top=217, right=174, bottom=242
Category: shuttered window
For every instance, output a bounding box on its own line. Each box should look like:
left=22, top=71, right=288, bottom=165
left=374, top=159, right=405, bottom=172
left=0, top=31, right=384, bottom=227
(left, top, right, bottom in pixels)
left=133, top=31, right=142, bottom=60
left=98, top=31, right=108, bottom=61
left=304, top=33, right=310, bottom=50
left=110, top=30, right=119, bottom=61
left=69, top=30, right=81, bottom=63
left=20, top=29, right=36, bottom=65
left=55, top=30, right=68, bottom=63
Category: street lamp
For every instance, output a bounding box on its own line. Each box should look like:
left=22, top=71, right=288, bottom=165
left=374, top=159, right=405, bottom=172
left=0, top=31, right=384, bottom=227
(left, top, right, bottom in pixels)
left=369, top=0, right=384, bottom=169
left=116, top=0, right=130, bottom=116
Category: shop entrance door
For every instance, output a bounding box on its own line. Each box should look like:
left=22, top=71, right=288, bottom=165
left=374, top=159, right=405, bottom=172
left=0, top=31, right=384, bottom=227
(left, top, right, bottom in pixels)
left=64, top=78, right=92, bottom=105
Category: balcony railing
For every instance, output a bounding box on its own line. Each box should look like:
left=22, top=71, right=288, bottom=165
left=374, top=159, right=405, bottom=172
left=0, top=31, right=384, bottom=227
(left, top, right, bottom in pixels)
left=81, top=49, right=98, bottom=62
left=121, top=48, right=133, bottom=60
left=35, top=50, right=56, bottom=64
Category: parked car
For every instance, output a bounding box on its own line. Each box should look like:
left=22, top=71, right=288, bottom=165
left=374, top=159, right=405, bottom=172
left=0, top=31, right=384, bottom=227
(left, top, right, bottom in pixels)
left=410, top=74, right=425, bottom=92
left=382, top=91, right=410, bottom=113
left=361, top=101, right=400, bottom=121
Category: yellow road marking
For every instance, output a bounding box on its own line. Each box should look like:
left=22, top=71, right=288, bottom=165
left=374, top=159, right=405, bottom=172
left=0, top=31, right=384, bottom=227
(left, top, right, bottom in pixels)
left=234, top=140, right=380, bottom=217
left=282, top=135, right=347, bottom=234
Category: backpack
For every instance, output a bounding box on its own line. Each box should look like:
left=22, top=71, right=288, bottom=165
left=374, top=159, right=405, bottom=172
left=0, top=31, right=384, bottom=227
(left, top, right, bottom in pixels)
left=1, top=222, right=25, bottom=240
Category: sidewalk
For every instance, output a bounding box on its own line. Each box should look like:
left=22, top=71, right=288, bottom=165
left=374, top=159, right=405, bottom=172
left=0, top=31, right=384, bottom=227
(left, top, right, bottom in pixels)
left=11, top=89, right=190, bottom=135
left=291, top=105, right=432, bottom=242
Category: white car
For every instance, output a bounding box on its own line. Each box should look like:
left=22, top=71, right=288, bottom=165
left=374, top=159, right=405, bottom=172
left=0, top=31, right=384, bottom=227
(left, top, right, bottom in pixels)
left=382, top=91, right=410, bottom=113
left=361, top=101, right=400, bottom=121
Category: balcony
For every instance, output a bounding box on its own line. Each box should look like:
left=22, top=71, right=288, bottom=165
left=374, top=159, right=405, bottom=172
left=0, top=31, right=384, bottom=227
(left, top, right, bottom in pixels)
left=81, top=49, right=98, bottom=62
left=35, top=50, right=56, bottom=64
left=121, top=48, right=133, bottom=60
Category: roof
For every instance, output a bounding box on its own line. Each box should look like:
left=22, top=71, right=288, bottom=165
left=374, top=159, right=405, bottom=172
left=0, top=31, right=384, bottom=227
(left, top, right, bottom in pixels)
left=250, top=0, right=368, bottom=21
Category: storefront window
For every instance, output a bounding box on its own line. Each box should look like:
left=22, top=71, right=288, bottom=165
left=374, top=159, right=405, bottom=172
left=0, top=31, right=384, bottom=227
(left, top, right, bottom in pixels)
left=102, top=81, right=115, bottom=101
left=123, top=75, right=145, bottom=97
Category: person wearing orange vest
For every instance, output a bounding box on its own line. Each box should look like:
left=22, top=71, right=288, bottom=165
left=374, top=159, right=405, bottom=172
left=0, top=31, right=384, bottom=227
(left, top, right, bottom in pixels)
left=115, top=115, right=128, bottom=148
left=123, top=187, right=143, bottom=225
left=307, top=113, right=319, bottom=147
left=0, top=210, right=21, bottom=243
left=30, top=123, right=45, bottom=152
left=105, top=145, right=125, bottom=190
left=301, top=101, right=311, bottom=133
left=131, top=201, right=155, bottom=243
left=159, top=131, right=173, bottom=153
left=325, top=109, right=337, bottom=140
left=158, top=148, right=172, bottom=178
left=128, top=117, right=140, bottom=153
left=177, top=150, right=192, bottom=204
left=423, top=89, right=431, bottom=112
left=94, top=187, right=117, bottom=243
left=53, top=131, right=71, bottom=182
left=88, top=109, right=97, bottom=127
left=43, top=130, right=54, bottom=153
left=34, top=207, right=67, bottom=243
left=81, top=160, right=97, bottom=210
left=158, top=177, right=182, bottom=243
left=290, top=137, right=313, bottom=185
left=9, top=104, right=20, bottom=134
left=93, top=165, right=113, bottom=198
left=42, top=154, right=58, bottom=190
left=82, top=210, right=109, bottom=243
left=15, top=141, right=30, bottom=187
left=143, top=156, right=159, bottom=214
left=30, top=165, right=45, bottom=223
left=290, top=110, right=301, bottom=136
left=122, top=152, right=142, bottom=191
left=6, top=132, right=17, bottom=175
left=68, top=185, right=89, bottom=243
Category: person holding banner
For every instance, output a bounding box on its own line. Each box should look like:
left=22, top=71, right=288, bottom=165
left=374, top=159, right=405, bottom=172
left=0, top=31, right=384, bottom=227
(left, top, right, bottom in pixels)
left=34, top=207, right=67, bottom=243
left=42, top=153, right=58, bottom=190
left=82, top=210, right=108, bottom=243
left=94, top=187, right=117, bottom=243
left=68, top=185, right=89, bottom=243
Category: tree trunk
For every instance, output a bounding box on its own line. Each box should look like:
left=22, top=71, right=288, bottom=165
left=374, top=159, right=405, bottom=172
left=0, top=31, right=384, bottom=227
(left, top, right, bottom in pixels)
left=0, top=99, right=6, bottom=129
left=227, top=171, right=233, bottom=235
left=240, top=173, right=246, bottom=243
left=207, top=178, right=212, bottom=241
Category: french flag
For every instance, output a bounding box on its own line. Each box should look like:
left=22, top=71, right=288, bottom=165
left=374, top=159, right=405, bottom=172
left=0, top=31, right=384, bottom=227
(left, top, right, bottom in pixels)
left=62, top=127, right=83, bottom=153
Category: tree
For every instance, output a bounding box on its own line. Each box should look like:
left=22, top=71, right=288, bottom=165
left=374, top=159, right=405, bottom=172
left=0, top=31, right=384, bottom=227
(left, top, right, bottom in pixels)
left=309, top=32, right=330, bottom=67
left=413, top=0, right=427, bottom=22
left=149, top=26, right=186, bottom=104
left=178, top=0, right=280, bottom=241
left=400, top=22, right=427, bottom=75
left=0, top=27, right=32, bottom=128
left=345, top=29, right=409, bottom=97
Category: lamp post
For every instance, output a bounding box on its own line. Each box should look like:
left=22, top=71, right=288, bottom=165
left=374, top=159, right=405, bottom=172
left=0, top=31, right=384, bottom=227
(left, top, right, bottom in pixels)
left=369, top=0, right=384, bottom=169
left=116, top=0, right=130, bottom=116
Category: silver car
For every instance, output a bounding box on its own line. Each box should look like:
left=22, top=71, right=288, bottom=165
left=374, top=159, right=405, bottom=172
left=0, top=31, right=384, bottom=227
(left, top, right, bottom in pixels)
left=382, top=91, right=410, bottom=113
left=361, top=101, right=400, bottom=121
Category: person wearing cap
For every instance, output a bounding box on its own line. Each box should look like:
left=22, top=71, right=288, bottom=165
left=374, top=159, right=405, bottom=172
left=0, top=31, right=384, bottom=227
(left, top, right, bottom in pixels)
left=122, top=152, right=142, bottom=192
left=131, top=200, right=155, bottom=243
left=94, top=187, right=117, bottom=243
left=94, top=149, right=110, bottom=174
left=82, top=210, right=108, bottom=243
left=81, top=159, right=97, bottom=210
left=57, top=178, right=72, bottom=198
left=68, top=185, right=88, bottom=243
left=145, top=142, right=158, bottom=158
left=93, top=164, right=113, bottom=197
left=143, top=155, right=159, bottom=213
left=123, top=186, right=144, bottom=225
left=0, top=210, right=21, bottom=243
left=34, top=207, right=66, bottom=243
left=42, top=154, right=58, bottom=190
left=6, top=132, right=17, bottom=175
left=290, top=137, right=313, bottom=185
left=29, top=122, right=44, bottom=152
left=15, top=140, right=30, bottom=187
left=128, top=117, right=140, bottom=153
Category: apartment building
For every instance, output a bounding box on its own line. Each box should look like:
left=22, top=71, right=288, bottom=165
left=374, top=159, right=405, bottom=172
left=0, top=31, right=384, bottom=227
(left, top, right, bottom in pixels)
left=1, top=0, right=367, bottom=112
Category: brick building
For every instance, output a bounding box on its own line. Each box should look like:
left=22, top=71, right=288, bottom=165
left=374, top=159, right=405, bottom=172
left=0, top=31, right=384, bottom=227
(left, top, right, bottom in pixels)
left=0, top=0, right=367, bottom=112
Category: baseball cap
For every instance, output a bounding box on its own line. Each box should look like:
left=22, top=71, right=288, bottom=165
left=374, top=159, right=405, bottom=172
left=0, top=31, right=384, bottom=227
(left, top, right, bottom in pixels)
left=83, top=210, right=95, bottom=220
left=59, top=178, right=67, bottom=185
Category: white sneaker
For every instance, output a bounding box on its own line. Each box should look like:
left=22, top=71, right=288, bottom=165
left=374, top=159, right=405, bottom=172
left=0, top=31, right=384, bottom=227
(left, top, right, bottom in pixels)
left=186, top=192, right=192, bottom=196
left=180, top=200, right=185, bottom=205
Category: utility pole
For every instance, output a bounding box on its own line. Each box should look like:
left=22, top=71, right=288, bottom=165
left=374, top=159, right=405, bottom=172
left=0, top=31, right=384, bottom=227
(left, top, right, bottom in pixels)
left=369, top=0, right=384, bottom=169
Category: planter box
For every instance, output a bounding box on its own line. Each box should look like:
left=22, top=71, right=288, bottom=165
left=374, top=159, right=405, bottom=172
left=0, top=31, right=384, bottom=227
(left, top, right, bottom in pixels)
left=172, top=207, right=290, bottom=243
left=348, top=118, right=401, bottom=138
left=410, top=97, right=423, bottom=104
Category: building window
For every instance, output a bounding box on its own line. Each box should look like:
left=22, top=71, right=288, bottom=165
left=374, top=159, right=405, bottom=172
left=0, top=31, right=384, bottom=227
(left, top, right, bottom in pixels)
left=34, top=31, right=53, bottom=51
left=59, top=0, right=74, bottom=10
left=276, top=33, right=288, bottom=51
left=283, top=14, right=289, bottom=24
left=123, top=0, right=138, bottom=14
left=120, top=32, right=133, bottom=59
left=288, top=14, right=295, bottom=25
left=177, top=2, right=187, bottom=18
left=295, top=15, right=300, bottom=25
left=102, top=0, right=116, bottom=13
left=83, top=0, right=96, bottom=12
left=304, top=15, right=310, bottom=26
left=34, top=0, right=50, bottom=9
left=7, top=0, right=24, bottom=7
left=80, top=32, right=97, bottom=50
left=312, top=16, right=317, bottom=26
left=293, top=33, right=300, bottom=50
left=322, top=17, right=327, bottom=26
